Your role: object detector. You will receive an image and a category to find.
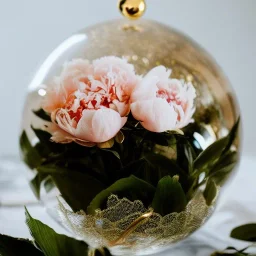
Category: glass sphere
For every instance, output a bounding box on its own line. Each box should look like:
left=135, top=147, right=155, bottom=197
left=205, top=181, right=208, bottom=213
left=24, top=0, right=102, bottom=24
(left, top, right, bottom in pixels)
left=20, top=19, right=240, bottom=256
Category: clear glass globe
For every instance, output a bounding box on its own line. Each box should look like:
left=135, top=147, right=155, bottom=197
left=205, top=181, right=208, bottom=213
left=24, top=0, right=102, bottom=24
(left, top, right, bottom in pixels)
left=20, top=19, right=240, bottom=256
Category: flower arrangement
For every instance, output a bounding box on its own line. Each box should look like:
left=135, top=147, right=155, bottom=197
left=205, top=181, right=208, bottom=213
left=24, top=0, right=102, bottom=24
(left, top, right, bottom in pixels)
left=41, top=57, right=196, bottom=146
left=20, top=56, right=239, bottom=252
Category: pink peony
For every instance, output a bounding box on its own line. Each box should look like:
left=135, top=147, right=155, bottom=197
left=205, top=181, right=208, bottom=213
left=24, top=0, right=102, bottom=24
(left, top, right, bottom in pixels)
left=42, top=56, right=138, bottom=145
left=131, top=66, right=196, bottom=133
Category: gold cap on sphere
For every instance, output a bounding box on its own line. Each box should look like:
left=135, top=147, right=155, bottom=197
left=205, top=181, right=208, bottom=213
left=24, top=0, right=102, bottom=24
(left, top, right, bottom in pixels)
left=118, top=0, right=146, bottom=20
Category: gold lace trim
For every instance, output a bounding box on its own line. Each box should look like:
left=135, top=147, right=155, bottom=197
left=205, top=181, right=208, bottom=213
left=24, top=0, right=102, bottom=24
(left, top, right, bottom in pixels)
left=58, top=192, right=213, bottom=255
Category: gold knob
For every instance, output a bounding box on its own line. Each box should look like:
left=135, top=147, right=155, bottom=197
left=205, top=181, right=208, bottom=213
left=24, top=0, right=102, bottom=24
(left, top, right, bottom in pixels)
left=118, top=0, right=146, bottom=20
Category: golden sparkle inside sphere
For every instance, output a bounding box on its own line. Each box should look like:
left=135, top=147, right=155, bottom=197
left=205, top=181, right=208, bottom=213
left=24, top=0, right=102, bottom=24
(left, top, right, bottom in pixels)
left=118, top=0, right=146, bottom=20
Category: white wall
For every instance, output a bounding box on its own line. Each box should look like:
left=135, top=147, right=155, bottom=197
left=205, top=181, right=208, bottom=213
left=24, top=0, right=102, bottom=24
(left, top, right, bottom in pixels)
left=0, top=0, right=255, bottom=156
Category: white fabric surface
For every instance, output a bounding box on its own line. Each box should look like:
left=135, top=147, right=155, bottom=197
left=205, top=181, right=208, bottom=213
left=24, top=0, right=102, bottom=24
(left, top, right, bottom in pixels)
left=0, top=155, right=256, bottom=255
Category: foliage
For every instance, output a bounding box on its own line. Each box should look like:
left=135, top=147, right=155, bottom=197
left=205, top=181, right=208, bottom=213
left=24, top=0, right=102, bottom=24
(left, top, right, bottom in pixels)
left=231, top=224, right=256, bottom=242
left=1, top=211, right=256, bottom=256
left=19, top=109, right=240, bottom=216
left=0, top=209, right=111, bottom=256
left=212, top=222, right=256, bottom=256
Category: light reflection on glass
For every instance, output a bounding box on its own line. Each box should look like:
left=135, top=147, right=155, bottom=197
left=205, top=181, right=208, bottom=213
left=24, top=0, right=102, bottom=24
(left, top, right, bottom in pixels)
left=28, top=34, right=87, bottom=92
left=38, top=88, right=46, bottom=96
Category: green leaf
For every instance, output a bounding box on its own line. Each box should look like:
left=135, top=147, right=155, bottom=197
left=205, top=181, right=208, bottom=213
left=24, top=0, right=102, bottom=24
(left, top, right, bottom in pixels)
left=143, top=154, right=185, bottom=176
left=30, top=174, right=55, bottom=199
left=95, top=248, right=112, bottom=256
left=208, top=151, right=238, bottom=185
left=152, top=176, right=187, bottom=215
left=19, top=131, right=42, bottom=169
left=194, top=137, right=229, bottom=171
left=210, top=151, right=238, bottom=175
left=224, top=117, right=240, bottom=154
left=211, top=252, right=249, bottom=256
left=231, top=223, right=256, bottom=242
left=210, top=162, right=237, bottom=186
left=37, top=165, right=68, bottom=174
left=193, top=118, right=240, bottom=173
left=32, top=127, right=51, bottom=145
left=101, top=149, right=120, bottom=160
left=25, top=207, right=89, bottom=256
left=36, top=163, right=106, bottom=212
left=30, top=173, right=48, bottom=199
left=203, top=179, right=218, bottom=205
left=88, top=175, right=156, bottom=214
left=175, top=135, right=201, bottom=179
left=184, top=142, right=196, bottom=174
left=44, top=177, right=55, bottom=193
left=50, top=170, right=106, bottom=212
left=144, top=132, right=175, bottom=147
left=32, top=127, right=63, bottom=157
left=33, top=108, right=51, bottom=122
left=0, top=234, right=43, bottom=256
left=211, top=246, right=252, bottom=256
left=144, top=154, right=191, bottom=193
left=119, top=153, right=192, bottom=194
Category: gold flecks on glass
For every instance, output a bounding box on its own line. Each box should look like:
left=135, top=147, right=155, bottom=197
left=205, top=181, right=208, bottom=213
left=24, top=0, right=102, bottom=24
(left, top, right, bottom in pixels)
left=118, top=0, right=146, bottom=20
left=121, top=24, right=142, bottom=32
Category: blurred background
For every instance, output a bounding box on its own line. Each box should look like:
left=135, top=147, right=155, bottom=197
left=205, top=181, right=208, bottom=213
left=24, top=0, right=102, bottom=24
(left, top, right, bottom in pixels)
left=0, top=0, right=255, bottom=157
left=0, top=0, right=255, bottom=254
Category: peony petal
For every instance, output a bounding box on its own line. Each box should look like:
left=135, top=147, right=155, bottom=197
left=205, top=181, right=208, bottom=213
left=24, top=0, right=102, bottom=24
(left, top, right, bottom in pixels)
left=112, top=99, right=130, bottom=117
left=145, top=66, right=171, bottom=85
left=93, top=56, right=139, bottom=104
left=62, top=59, right=91, bottom=74
left=144, top=66, right=171, bottom=91
left=93, top=56, right=135, bottom=75
left=61, top=59, right=93, bottom=94
left=42, top=59, right=93, bottom=113
left=91, top=109, right=127, bottom=142
left=75, top=109, right=127, bottom=143
left=131, top=75, right=159, bottom=102
left=44, top=123, right=74, bottom=144
left=170, top=80, right=197, bottom=129
left=55, top=109, right=76, bottom=135
left=131, top=66, right=171, bottom=103
left=131, top=98, right=178, bottom=133
left=73, top=110, right=95, bottom=140
left=42, top=78, right=67, bottom=113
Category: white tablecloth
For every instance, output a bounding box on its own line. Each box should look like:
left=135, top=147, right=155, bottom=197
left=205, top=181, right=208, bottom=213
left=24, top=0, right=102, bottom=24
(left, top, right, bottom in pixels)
left=0, top=155, right=256, bottom=255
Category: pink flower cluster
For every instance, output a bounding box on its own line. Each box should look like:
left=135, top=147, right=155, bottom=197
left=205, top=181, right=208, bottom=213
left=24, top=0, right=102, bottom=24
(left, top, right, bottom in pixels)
left=42, top=56, right=196, bottom=146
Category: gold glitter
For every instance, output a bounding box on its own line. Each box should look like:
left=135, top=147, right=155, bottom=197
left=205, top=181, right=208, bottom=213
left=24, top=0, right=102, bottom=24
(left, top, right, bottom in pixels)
left=132, top=55, right=138, bottom=61
left=186, top=74, right=194, bottom=82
